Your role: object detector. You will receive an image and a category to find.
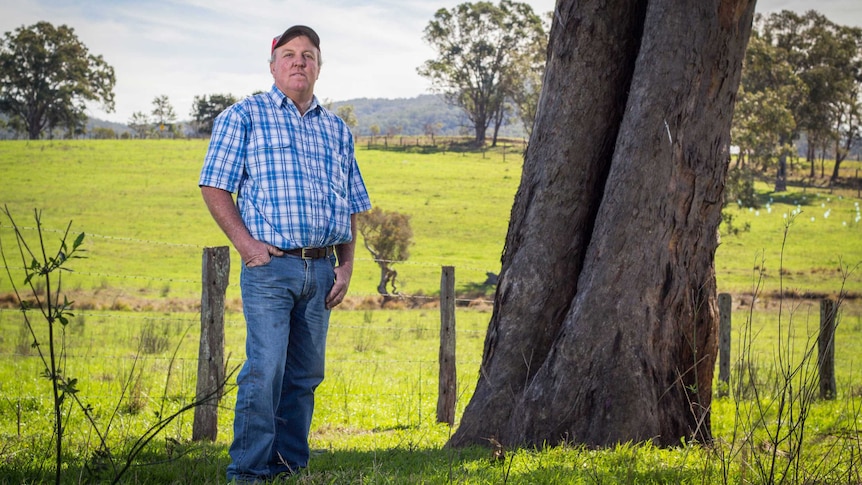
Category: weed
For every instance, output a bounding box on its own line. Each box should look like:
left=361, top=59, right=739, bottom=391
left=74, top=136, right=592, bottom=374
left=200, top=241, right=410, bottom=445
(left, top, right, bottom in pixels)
left=713, top=217, right=862, bottom=484
left=14, top=316, right=31, bottom=356
left=353, top=311, right=375, bottom=352
left=0, top=208, right=237, bottom=484
left=139, top=319, right=171, bottom=354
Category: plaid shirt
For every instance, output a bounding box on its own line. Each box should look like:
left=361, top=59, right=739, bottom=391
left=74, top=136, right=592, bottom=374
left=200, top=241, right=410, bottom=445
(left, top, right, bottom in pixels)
left=200, top=86, right=371, bottom=250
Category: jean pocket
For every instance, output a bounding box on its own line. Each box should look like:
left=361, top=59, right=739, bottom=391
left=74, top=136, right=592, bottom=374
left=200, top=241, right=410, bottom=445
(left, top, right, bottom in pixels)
left=244, top=254, right=273, bottom=268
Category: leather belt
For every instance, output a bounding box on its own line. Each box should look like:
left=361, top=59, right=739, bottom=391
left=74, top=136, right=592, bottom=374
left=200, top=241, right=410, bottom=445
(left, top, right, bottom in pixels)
left=283, top=246, right=335, bottom=259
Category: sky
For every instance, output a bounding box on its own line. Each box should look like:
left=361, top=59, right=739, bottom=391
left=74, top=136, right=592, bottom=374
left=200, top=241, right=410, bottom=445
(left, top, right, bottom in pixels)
left=1, top=0, right=861, bottom=124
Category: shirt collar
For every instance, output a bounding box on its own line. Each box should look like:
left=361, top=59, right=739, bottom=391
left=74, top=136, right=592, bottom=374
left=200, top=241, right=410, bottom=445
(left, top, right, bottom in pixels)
left=269, top=85, right=320, bottom=114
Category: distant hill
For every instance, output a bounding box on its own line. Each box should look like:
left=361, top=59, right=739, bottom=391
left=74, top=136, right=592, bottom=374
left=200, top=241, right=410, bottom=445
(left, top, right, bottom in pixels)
left=1, top=94, right=528, bottom=140
left=87, top=118, right=132, bottom=136
left=0, top=114, right=133, bottom=139
left=331, top=94, right=528, bottom=139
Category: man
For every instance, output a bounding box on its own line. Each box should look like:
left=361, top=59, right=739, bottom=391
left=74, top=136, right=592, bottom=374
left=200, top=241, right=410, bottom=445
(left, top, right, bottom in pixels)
left=198, top=25, right=371, bottom=482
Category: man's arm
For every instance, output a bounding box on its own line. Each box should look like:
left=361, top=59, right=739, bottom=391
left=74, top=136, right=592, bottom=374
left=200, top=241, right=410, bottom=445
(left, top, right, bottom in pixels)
left=326, top=213, right=358, bottom=309
left=200, top=186, right=282, bottom=267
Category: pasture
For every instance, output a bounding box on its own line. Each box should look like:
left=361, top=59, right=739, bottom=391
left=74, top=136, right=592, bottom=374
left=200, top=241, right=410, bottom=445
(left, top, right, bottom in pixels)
left=1, top=139, right=861, bottom=483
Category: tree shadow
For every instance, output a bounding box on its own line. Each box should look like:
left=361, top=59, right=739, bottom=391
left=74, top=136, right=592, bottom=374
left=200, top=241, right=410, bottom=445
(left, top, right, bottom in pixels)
left=756, top=190, right=816, bottom=207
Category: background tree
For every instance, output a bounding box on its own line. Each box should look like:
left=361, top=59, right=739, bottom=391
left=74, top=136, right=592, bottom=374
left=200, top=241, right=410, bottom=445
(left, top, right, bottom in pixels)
left=418, top=0, right=544, bottom=146
left=832, top=81, right=861, bottom=183
left=336, top=104, right=359, bottom=132
left=449, top=0, right=755, bottom=449
left=0, top=21, right=115, bottom=140
left=190, top=93, right=237, bottom=136
left=91, top=126, right=116, bottom=139
left=762, top=11, right=862, bottom=183
left=730, top=31, right=805, bottom=190
left=424, top=121, right=443, bottom=144
left=825, top=25, right=862, bottom=184
left=356, top=207, right=413, bottom=296
left=150, top=94, right=176, bottom=137
left=128, top=111, right=151, bottom=139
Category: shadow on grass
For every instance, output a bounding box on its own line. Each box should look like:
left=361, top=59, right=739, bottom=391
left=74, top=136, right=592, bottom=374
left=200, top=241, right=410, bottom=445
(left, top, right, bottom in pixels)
left=288, top=444, right=709, bottom=484
left=0, top=435, right=740, bottom=483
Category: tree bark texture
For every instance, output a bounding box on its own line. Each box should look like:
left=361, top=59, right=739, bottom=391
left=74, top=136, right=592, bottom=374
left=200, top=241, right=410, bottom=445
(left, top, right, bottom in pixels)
left=449, top=0, right=755, bottom=448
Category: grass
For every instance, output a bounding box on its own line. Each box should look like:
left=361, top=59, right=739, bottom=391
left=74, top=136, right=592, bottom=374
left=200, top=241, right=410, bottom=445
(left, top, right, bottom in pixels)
left=717, top=185, right=862, bottom=296
left=1, top=140, right=861, bottom=483
left=1, top=140, right=860, bottom=305
left=1, top=303, right=860, bottom=483
left=0, top=140, right=525, bottom=309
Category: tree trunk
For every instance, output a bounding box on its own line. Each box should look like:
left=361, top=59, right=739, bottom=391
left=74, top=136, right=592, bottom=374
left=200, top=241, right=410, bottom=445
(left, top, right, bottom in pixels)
left=808, top=143, right=816, bottom=178
left=831, top=152, right=845, bottom=186
left=449, top=0, right=754, bottom=449
left=831, top=131, right=852, bottom=185
left=491, top=102, right=504, bottom=148
left=377, top=264, right=389, bottom=295
left=775, top=153, right=788, bottom=192
left=474, top=120, right=487, bottom=146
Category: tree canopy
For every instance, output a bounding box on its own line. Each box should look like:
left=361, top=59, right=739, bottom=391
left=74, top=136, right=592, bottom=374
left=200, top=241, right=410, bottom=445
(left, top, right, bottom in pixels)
left=0, top=21, right=115, bottom=139
left=731, top=30, right=804, bottom=186
left=732, top=11, right=862, bottom=188
left=190, top=93, right=237, bottom=136
left=356, top=207, right=413, bottom=296
left=150, top=94, right=177, bottom=138
left=418, top=0, right=546, bottom=146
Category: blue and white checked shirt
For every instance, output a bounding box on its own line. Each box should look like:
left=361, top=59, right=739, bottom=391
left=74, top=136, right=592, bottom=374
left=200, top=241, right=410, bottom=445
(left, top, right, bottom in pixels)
left=199, top=86, right=371, bottom=250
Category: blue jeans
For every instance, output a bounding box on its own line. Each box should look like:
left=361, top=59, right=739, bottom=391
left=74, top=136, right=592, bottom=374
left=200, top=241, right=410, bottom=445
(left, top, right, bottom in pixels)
left=227, top=253, right=335, bottom=481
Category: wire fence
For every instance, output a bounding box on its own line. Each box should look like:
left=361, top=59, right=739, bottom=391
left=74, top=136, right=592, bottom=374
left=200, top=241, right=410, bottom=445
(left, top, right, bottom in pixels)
left=0, top=301, right=488, bottom=437
left=1, top=220, right=858, bottom=445
left=0, top=224, right=496, bottom=436
left=0, top=222, right=498, bottom=306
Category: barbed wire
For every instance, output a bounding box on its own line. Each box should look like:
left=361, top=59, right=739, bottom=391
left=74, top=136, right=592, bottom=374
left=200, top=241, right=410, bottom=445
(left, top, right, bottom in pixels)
left=0, top=223, right=203, bottom=249
left=67, top=271, right=201, bottom=284
left=0, top=223, right=500, bottom=273
left=1, top=225, right=499, bottom=308
left=0, top=352, right=482, bottom=365
left=0, top=307, right=490, bottom=332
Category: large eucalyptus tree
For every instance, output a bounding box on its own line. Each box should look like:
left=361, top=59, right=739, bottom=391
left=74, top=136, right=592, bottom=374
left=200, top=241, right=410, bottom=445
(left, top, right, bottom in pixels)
left=450, top=0, right=756, bottom=448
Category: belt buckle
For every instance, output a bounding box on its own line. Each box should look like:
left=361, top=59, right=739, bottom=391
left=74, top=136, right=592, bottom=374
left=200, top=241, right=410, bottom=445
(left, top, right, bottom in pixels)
left=300, top=247, right=313, bottom=259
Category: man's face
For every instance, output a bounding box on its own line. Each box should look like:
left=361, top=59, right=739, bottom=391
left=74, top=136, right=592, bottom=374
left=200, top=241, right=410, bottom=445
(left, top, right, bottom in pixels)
left=270, top=35, right=320, bottom=103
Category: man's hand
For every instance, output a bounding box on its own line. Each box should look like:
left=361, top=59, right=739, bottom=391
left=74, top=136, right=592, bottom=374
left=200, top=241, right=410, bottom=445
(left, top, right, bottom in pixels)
left=201, top=186, right=285, bottom=268
left=326, top=215, right=359, bottom=310
left=239, top=240, right=283, bottom=268
left=326, top=264, right=352, bottom=309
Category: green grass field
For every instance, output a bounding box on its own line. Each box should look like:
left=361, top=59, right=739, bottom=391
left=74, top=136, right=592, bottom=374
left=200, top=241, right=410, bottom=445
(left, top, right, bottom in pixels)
left=1, top=140, right=860, bottom=305
left=1, top=140, right=861, bottom=483
left=0, top=140, right=528, bottom=310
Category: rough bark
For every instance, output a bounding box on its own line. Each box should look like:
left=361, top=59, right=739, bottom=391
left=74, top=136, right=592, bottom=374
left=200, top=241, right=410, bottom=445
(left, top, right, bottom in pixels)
left=449, top=0, right=754, bottom=448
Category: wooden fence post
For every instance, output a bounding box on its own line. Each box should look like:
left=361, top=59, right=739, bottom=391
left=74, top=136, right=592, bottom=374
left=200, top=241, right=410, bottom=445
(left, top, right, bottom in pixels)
left=437, top=266, right=456, bottom=426
left=718, top=293, right=732, bottom=396
left=819, top=298, right=837, bottom=400
left=193, top=246, right=230, bottom=441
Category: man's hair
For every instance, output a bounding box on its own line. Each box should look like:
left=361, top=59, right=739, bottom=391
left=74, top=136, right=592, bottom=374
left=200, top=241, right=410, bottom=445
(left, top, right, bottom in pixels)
left=270, top=25, right=322, bottom=65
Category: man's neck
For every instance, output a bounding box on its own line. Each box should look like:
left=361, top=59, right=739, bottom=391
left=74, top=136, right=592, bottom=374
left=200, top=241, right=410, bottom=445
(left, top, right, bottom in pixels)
left=289, top=95, right=314, bottom=115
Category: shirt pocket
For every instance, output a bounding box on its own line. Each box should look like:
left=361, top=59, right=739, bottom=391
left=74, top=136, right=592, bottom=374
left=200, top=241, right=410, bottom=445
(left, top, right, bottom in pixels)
left=247, top=135, right=292, bottom=190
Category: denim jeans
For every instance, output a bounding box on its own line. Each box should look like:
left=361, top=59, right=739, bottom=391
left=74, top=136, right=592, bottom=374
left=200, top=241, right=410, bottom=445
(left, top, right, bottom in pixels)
left=226, top=253, right=335, bottom=481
